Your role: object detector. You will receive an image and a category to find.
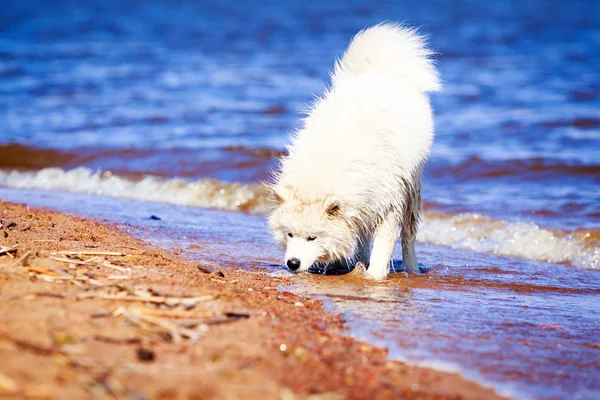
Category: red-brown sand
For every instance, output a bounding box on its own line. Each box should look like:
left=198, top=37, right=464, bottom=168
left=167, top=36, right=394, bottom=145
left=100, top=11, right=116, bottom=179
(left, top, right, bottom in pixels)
left=0, top=200, right=504, bottom=399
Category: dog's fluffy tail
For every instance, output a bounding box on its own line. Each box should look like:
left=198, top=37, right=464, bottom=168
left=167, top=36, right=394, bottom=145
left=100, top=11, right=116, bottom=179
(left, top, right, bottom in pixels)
left=332, top=23, right=441, bottom=93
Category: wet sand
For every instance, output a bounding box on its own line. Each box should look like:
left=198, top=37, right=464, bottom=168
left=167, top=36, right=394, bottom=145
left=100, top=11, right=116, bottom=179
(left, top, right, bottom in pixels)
left=0, top=200, right=504, bottom=399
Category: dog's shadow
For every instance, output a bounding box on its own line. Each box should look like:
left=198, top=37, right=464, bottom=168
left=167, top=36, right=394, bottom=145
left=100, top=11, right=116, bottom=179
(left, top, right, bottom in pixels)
left=308, top=259, right=428, bottom=276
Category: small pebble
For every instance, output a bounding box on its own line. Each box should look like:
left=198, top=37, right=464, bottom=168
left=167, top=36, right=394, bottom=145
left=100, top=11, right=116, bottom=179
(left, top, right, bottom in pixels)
left=136, top=348, right=155, bottom=362
left=294, top=302, right=304, bottom=307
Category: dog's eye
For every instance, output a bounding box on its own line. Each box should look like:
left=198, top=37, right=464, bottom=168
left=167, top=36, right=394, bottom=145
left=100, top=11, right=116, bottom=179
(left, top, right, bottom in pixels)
left=287, top=232, right=293, bottom=238
left=307, top=236, right=317, bottom=241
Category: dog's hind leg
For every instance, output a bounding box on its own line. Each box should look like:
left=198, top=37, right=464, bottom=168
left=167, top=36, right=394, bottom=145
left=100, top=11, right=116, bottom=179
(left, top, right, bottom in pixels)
left=401, top=166, right=423, bottom=273
left=367, top=212, right=400, bottom=280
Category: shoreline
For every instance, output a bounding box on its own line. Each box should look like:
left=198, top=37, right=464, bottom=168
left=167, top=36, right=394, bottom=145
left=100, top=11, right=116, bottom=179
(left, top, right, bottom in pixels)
left=0, top=200, right=504, bottom=399
left=1, top=167, right=597, bottom=270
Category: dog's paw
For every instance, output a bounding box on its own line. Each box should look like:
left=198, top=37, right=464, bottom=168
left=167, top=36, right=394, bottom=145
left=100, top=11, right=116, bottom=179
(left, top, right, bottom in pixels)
left=349, top=261, right=368, bottom=276
left=365, top=267, right=389, bottom=281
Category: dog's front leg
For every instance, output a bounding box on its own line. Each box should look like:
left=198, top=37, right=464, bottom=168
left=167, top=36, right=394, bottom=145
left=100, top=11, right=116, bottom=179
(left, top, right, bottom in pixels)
left=367, top=213, right=400, bottom=280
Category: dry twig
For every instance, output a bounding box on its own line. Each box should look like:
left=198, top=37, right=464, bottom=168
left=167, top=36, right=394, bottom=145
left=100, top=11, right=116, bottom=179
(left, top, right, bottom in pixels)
left=107, top=275, right=131, bottom=280
left=0, top=245, right=19, bottom=256
left=49, top=256, right=92, bottom=265
left=93, top=336, right=141, bottom=345
left=10, top=250, right=31, bottom=268
left=116, top=245, right=141, bottom=251
left=26, top=267, right=61, bottom=277
left=102, top=262, right=129, bottom=272
left=77, top=292, right=213, bottom=307
left=113, top=308, right=208, bottom=344
left=52, top=251, right=125, bottom=257
left=133, top=309, right=212, bottom=319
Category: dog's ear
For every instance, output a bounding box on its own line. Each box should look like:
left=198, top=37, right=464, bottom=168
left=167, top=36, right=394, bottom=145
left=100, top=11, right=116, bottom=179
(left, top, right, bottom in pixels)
left=270, top=185, right=292, bottom=205
left=324, top=196, right=342, bottom=216
left=324, top=196, right=358, bottom=220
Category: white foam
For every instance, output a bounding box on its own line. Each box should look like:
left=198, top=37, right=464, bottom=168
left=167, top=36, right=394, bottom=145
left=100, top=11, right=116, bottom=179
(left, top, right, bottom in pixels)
left=0, top=167, right=270, bottom=214
left=0, top=167, right=597, bottom=270
left=418, top=212, right=599, bottom=270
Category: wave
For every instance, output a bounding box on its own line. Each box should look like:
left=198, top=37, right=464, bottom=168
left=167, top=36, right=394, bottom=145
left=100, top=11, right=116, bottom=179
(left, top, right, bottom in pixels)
left=3, top=143, right=597, bottom=184
left=418, top=212, right=599, bottom=270
left=431, top=156, right=600, bottom=180
left=0, top=167, right=271, bottom=213
left=0, top=143, right=153, bottom=171
left=0, top=167, right=597, bottom=270
left=0, top=143, right=279, bottom=181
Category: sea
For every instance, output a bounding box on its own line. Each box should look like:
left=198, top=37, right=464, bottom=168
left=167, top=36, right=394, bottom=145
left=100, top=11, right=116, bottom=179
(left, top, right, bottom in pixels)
left=1, top=1, right=599, bottom=398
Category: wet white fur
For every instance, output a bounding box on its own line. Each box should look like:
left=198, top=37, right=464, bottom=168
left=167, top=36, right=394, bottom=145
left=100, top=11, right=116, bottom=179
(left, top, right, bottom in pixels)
left=269, top=23, right=440, bottom=280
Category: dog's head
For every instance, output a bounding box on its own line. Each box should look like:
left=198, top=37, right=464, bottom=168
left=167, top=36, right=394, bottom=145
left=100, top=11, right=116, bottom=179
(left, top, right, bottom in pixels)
left=268, top=185, right=356, bottom=272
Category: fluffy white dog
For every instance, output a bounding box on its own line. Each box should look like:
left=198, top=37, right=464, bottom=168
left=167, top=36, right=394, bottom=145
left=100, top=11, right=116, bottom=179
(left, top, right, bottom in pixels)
left=268, top=23, right=440, bottom=280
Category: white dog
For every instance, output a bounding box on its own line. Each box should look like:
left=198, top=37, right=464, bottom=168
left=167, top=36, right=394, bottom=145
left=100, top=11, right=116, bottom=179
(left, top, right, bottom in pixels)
left=268, top=23, right=440, bottom=280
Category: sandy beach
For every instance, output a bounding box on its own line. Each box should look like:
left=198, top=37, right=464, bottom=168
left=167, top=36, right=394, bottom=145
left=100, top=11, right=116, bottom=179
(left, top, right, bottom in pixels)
left=0, top=200, right=504, bottom=399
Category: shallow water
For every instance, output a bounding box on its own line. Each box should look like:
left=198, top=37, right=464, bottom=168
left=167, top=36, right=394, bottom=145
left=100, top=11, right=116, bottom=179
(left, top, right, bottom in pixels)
left=1, top=0, right=600, bottom=398
left=1, top=187, right=599, bottom=399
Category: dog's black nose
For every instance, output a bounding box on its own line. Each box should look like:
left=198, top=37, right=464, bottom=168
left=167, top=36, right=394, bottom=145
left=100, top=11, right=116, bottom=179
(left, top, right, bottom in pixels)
left=286, top=258, right=301, bottom=271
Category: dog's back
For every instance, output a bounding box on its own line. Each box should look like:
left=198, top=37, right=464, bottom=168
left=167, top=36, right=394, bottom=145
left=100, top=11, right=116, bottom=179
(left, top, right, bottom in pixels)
left=280, top=23, right=440, bottom=213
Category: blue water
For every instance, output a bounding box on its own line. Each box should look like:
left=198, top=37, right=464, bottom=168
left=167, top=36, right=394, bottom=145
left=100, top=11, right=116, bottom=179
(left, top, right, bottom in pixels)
left=1, top=1, right=600, bottom=398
